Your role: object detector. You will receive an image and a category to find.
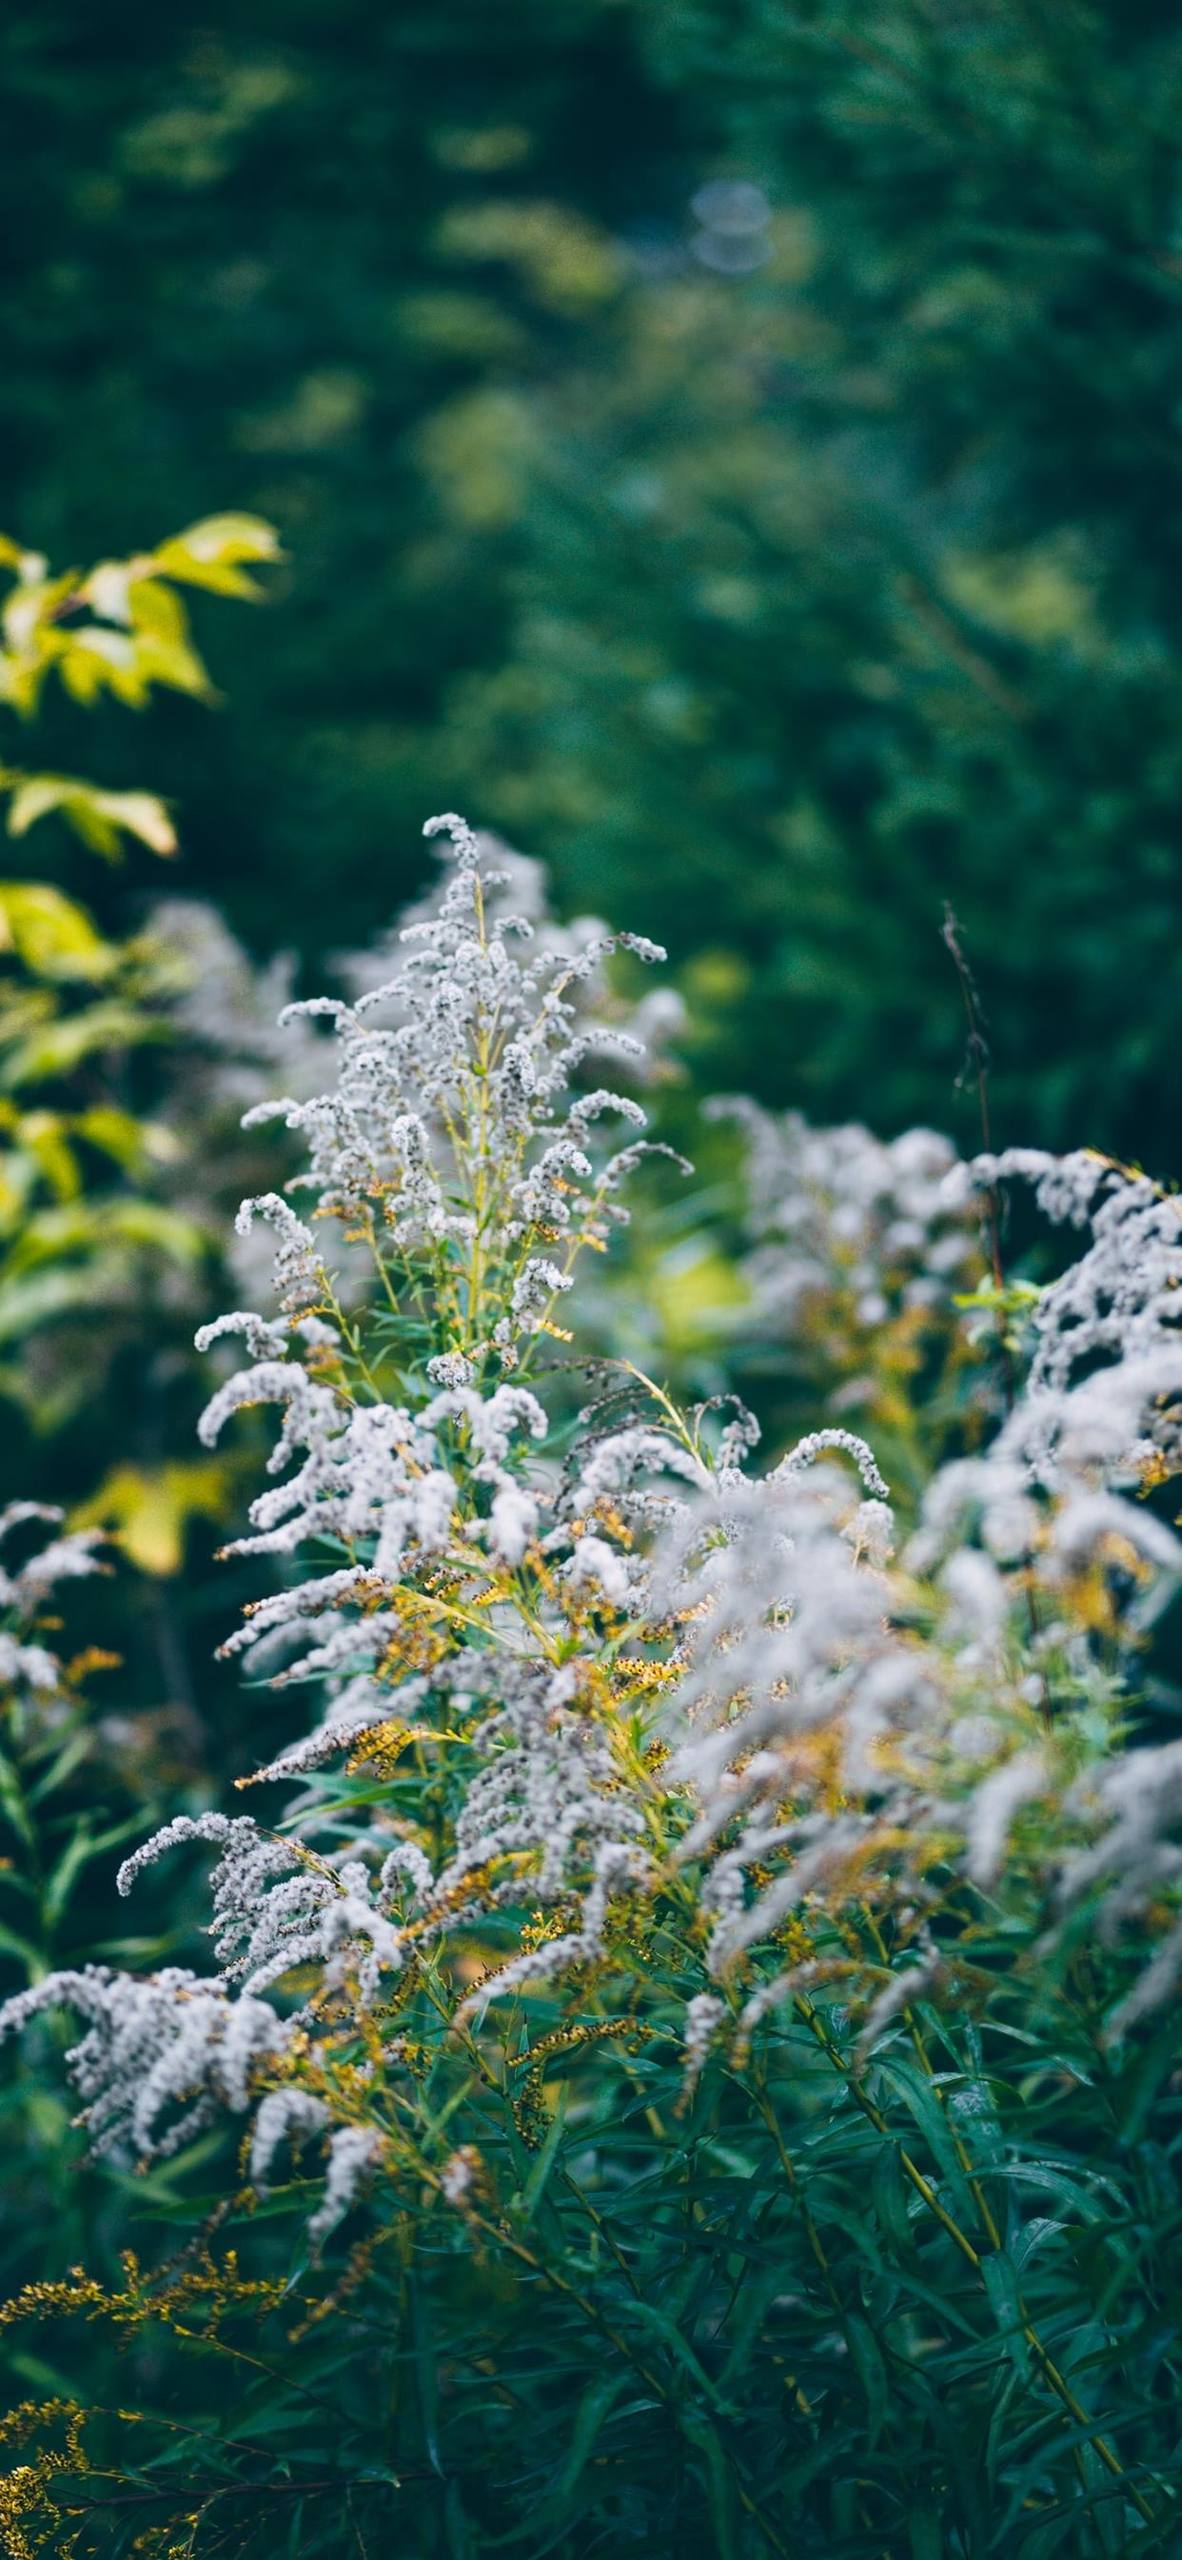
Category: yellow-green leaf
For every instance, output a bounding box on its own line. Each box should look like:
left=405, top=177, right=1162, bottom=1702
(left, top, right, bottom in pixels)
left=0, top=999, right=166, bottom=1086
left=0, top=882, right=118, bottom=981
left=73, top=1459, right=230, bottom=1577
left=75, top=1105, right=179, bottom=1173
left=152, top=513, right=281, bottom=598
left=2, top=773, right=177, bottom=860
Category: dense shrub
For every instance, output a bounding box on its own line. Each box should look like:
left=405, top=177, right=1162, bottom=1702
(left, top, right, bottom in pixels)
left=1, top=817, right=1178, bottom=2555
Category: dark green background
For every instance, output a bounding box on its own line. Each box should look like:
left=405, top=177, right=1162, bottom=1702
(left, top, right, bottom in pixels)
left=2, top=0, right=1179, bottom=1164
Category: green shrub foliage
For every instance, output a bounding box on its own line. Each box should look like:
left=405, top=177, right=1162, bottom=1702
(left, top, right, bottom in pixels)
left=2, top=818, right=1179, bottom=2556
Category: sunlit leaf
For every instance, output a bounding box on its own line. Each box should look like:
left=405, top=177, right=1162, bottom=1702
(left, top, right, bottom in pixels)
left=74, top=1460, right=230, bottom=1577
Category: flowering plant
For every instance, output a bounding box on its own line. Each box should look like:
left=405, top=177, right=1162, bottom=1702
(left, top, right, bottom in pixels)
left=2, top=817, right=1180, bottom=2556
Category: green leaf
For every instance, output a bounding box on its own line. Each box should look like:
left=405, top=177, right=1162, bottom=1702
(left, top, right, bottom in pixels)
left=0, top=1741, right=36, bottom=1849
left=3, top=772, right=177, bottom=860
left=152, top=514, right=282, bottom=598
left=675, top=2400, right=741, bottom=2560
left=623, top=2293, right=735, bottom=2415
left=0, top=1915, right=42, bottom=1971
left=980, top=2250, right=1032, bottom=2379
left=521, top=2085, right=571, bottom=2219
left=44, top=1815, right=146, bottom=1930
left=75, top=1105, right=179, bottom=1173
left=72, top=1459, right=230, bottom=1576
left=844, top=2310, right=890, bottom=2445
left=556, top=2370, right=630, bottom=2496
left=0, top=880, right=118, bottom=980
left=1, top=1000, right=167, bottom=1085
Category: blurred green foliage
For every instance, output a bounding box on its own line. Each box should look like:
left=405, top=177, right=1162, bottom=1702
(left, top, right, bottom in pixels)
left=1, top=0, right=1178, bottom=1171
left=0, top=515, right=275, bottom=1439
left=0, top=14, right=1180, bottom=2545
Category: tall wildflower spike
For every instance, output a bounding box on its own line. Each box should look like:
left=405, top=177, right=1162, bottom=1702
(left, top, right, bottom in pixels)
left=0, top=815, right=690, bottom=2238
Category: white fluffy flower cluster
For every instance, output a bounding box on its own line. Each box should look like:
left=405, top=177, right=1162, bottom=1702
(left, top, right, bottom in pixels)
left=660, top=1455, right=922, bottom=2003
left=239, top=2073, right=383, bottom=2252
left=0, top=1965, right=293, bottom=2161
left=965, top=1147, right=1182, bottom=1477
left=197, top=1365, right=549, bottom=1570
left=115, top=1812, right=414, bottom=2001
left=152, top=833, right=687, bottom=1327
left=0, top=1413, right=675, bottom=2212
left=0, top=1930, right=385, bottom=2254
left=0, top=1503, right=106, bottom=1704
left=225, top=809, right=676, bottom=1368
left=664, top=1151, right=1182, bottom=2017
left=719, top=1099, right=981, bottom=1341
left=913, top=1150, right=1182, bottom=1597
left=147, top=896, right=317, bottom=1114
left=1057, top=1740, right=1182, bottom=2031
